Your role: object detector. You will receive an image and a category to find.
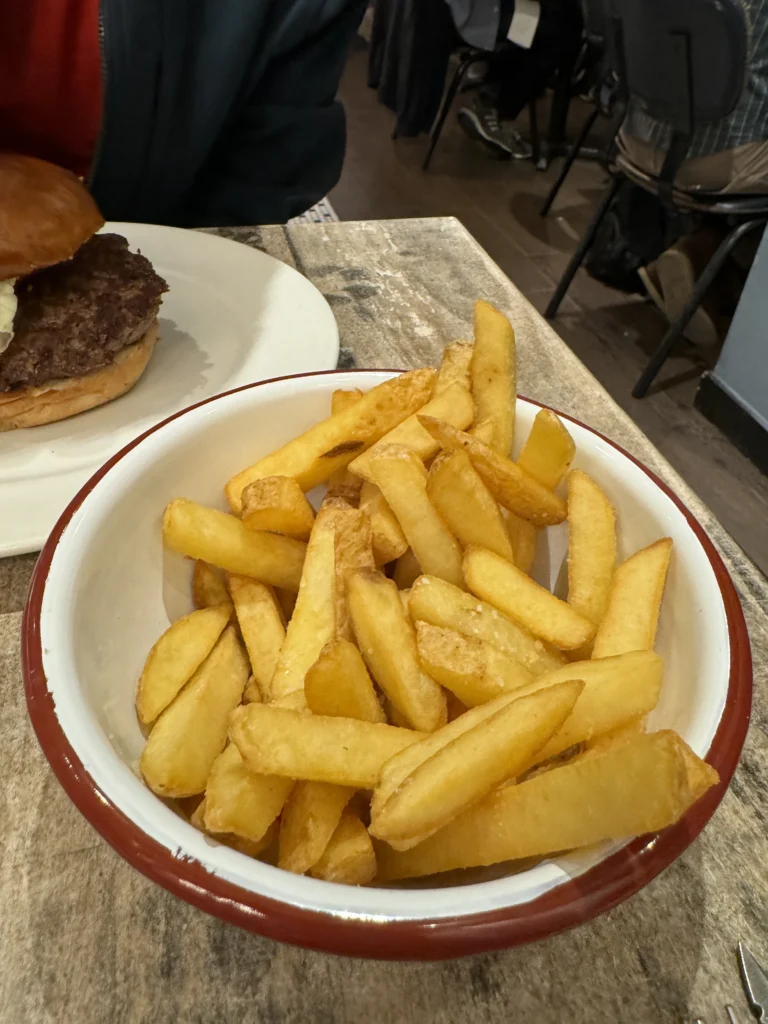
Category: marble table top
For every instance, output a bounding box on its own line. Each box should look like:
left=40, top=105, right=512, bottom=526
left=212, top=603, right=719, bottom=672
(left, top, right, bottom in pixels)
left=1, top=218, right=766, bottom=1024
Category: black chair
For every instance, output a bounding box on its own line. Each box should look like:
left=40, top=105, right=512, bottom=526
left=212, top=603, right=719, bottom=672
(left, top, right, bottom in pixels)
left=421, top=46, right=540, bottom=170
left=544, top=0, right=768, bottom=398
left=534, top=0, right=605, bottom=173
left=540, top=0, right=624, bottom=214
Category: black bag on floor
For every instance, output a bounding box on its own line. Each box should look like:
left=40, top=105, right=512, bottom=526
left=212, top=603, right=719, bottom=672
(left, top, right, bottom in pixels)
left=584, top=180, right=696, bottom=292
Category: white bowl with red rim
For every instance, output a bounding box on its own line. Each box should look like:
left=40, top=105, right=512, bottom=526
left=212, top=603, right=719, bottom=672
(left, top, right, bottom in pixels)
left=23, top=370, right=752, bottom=959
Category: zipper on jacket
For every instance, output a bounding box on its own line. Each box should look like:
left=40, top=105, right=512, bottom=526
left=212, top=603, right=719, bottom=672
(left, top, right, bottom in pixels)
left=87, top=3, right=108, bottom=189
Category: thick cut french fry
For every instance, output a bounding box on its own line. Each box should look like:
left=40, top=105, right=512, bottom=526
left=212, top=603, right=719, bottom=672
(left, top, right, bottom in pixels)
left=188, top=798, right=207, bottom=829
left=320, top=499, right=374, bottom=641
left=229, top=704, right=423, bottom=788
left=678, top=739, right=722, bottom=802
left=305, top=638, right=386, bottom=723
left=382, top=696, right=411, bottom=729
left=136, top=605, right=232, bottom=724
left=359, top=481, right=408, bottom=565
left=243, top=675, right=262, bottom=703
left=348, top=382, right=474, bottom=483
left=592, top=538, right=673, bottom=659
left=409, top=574, right=566, bottom=675
left=326, top=471, right=364, bottom=506
left=434, top=341, right=473, bottom=394
left=371, top=679, right=582, bottom=844
left=192, top=561, right=231, bottom=610
left=367, top=445, right=464, bottom=588
left=240, top=476, right=316, bottom=540
left=270, top=510, right=336, bottom=698
left=163, top=498, right=306, bottom=590
left=227, top=574, right=285, bottom=701
left=140, top=627, right=249, bottom=797
left=567, top=470, right=617, bottom=625
left=277, top=598, right=372, bottom=874
left=327, top=389, right=365, bottom=503
left=419, top=417, right=567, bottom=526
left=428, top=448, right=452, bottom=474
left=188, top=797, right=206, bottom=831
left=348, top=569, right=447, bottom=732
left=393, top=548, right=422, bottom=590
left=273, top=689, right=309, bottom=711
left=203, top=743, right=294, bottom=842
left=332, top=388, right=364, bottom=411
left=309, top=809, right=377, bottom=885
left=376, top=731, right=719, bottom=880
left=446, top=691, right=469, bottom=721
left=230, top=821, right=280, bottom=860
left=279, top=781, right=356, bottom=874
left=287, top=583, right=384, bottom=866
left=517, top=409, right=576, bottom=489
left=191, top=800, right=279, bottom=859
left=504, top=513, right=537, bottom=574
left=508, top=649, right=664, bottom=761
left=416, top=621, right=533, bottom=706
left=470, top=419, right=496, bottom=444
left=372, top=689, right=533, bottom=826
left=427, top=448, right=514, bottom=561
left=471, top=299, right=516, bottom=455
left=464, top=547, right=596, bottom=650
left=586, top=717, right=647, bottom=755
left=226, top=368, right=436, bottom=511
left=275, top=588, right=297, bottom=623
left=480, top=639, right=537, bottom=694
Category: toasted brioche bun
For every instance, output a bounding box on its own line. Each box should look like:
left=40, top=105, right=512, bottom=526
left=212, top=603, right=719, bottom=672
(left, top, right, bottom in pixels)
left=0, top=321, right=159, bottom=431
left=0, top=154, right=105, bottom=280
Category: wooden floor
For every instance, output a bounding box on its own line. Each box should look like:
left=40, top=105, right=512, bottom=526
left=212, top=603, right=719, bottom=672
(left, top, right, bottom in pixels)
left=331, top=39, right=768, bottom=576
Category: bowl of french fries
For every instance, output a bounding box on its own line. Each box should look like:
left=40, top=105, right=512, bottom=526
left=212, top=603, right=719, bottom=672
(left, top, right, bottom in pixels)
left=24, top=301, right=750, bottom=959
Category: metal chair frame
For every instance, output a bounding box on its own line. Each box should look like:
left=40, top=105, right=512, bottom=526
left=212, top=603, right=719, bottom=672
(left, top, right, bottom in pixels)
left=544, top=1, right=768, bottom=397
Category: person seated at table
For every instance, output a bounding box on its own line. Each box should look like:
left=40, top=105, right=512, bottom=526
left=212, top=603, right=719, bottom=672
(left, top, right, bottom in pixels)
left=618, top=0, right=768, bottom=197
left=616, top=0, right=768, bottom=344
left=451, top=0, right=583, bottom=160
left=0, top=0, right=366, bottom=226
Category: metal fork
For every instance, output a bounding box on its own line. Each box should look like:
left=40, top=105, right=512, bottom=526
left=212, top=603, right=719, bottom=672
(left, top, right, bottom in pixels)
left=693, top=1008, right=741, bottom=1023
left=693, top=941, right=768, bottom=1023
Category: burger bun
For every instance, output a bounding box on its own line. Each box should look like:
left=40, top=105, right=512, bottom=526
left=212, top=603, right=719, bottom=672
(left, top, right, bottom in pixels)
left=0, top=153, right=105, bottom=280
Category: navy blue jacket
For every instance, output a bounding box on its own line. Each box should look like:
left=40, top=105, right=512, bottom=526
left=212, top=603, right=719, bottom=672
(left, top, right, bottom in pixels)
left=90, top=0, right=365, bottom=226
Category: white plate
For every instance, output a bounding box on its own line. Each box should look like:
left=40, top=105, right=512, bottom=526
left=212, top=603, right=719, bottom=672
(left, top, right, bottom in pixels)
left=0, top=223, right=339, bottom=556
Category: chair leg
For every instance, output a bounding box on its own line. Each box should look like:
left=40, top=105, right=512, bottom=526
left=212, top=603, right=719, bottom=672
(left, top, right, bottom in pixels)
left=540, top=106, right=599, bottom=217
left=602, top=97, right=626, bottom=163
left=547, top=50, right=577, bottom=149
left=632, top=218, right=767, bottom=398
left=423, top=58, right=473, bottom=171
left=528, top=100, right=540, bottom=167
left=545, top=174, right=622, bottom=318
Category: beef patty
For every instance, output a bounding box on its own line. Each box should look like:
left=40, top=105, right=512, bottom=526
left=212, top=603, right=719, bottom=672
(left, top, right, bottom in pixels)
left=0, top=233, right=168, bottom=392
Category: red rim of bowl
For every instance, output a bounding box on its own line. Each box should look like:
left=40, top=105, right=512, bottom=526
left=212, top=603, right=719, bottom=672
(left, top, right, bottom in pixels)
left=22, top=369, right=752, bottom=960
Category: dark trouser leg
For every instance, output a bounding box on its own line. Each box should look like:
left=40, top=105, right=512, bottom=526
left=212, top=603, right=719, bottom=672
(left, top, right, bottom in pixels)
left=632, top=218, right=767, bottom=397
left=486, top=0, right=583, bottom=122
left=529, top=100, right=541, bottom=165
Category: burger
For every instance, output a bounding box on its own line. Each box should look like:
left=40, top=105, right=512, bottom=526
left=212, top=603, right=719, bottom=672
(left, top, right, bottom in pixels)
left=0, top=153, right=168, bottom=431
